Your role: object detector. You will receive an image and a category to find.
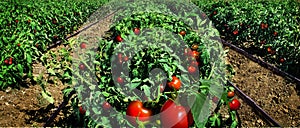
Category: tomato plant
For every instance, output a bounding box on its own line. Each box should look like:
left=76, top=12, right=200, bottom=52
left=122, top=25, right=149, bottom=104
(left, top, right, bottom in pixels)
left=70, top=2, right=237, bottom=127
left=193, top=0, right=300, bottom=78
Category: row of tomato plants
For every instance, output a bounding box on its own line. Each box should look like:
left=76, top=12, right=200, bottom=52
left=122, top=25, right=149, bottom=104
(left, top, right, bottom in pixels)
left=193, top=0, right=300, bottom=78
left=0, top=0, right=109, bottom=90
left=66, top=0, right=241, bottom=125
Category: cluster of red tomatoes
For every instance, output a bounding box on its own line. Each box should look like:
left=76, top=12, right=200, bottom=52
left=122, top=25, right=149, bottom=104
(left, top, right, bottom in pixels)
left=3, top=57, right=13, bottom=65
left=227, top=91, right=241, bottom=111
left=126, top=100, right=194, bottom=127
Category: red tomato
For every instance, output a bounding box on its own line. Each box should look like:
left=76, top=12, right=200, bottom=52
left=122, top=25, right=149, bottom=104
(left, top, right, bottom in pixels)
left=167, top=76, right=181, bottom=90
left=179, top=31, right=186, bottom=36
left=190, top=60, right=200, bottom=66
left=279, top=58, right=285, bottom=63
left=102, top=101, right=111, bottom=110
left=80, top=42, right=87, bottom=49
left=15, top=20, right=19, bottom=23
left=273, top=31, right=278, bottom=36
left=17, top=43, right=21, bottom=47
left=188, top=65, right=197, bottom=74
left=117, top=77, right=124, bottom=84
left=123, top=56, right=129, bottom=62
left=118, top=53, right=123, bottom=60
left=115, top=35, right=123, bottom=42
left=227, top=91, right=235, bottom=98
left=190, top=51, right=200, bottom=60
left=117, top=53, right=124, bottom=64
left=233, top=30, right=238, bottom=35
left=9, top=58, right=13, bottom=65
left=229, top=99, right=241, bottom=111
left=126, top=101, right=152, bottom=126
left=185, top=107, right=194, bottom=126
left=160, top=100, right=189, bottom=128
left=4, top=59, right=9, bottom=65
left=267, top=47, right=272, bottom=54
left=79, top=64, right=85, bottom=70
left=133, top=28, right=140, bottom=35
left=79, top=106, right=86, bottom=115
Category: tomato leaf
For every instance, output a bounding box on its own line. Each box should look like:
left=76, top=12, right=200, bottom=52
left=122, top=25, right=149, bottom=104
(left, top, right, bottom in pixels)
left=41, top=91, right=54, bottom=104
left=188, top=92, right=210, bottom=128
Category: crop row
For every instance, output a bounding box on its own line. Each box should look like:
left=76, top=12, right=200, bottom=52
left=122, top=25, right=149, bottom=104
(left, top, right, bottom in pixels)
left=0, top=0, right=109, bottom=90
left=192, top=0, right=300, bottom=77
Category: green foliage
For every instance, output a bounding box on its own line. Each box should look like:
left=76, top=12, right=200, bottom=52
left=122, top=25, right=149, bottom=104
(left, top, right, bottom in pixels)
left=0, top=0, right=109, bottom=90
left=192, top=0, right=300, bottom=77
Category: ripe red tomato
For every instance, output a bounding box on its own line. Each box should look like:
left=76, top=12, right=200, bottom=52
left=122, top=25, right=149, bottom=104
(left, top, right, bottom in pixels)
left=102, top=101, right=111, bottom=110
left=188, top=65, right=196, bottom=74
left=179, top=31, right=186, bottom=36
left=80, top=42, right=87, bottom=49
left=115, top=35, right=123, bottom=42
left=273, top=31, right=278, bottom=36
left=79, top=64, right=85, bottom=70
left=167, top=76, right=181, bottom=90
left=17, top=43, right=21, bottom=47
left=126, top=101, right=152, bottom=126
left=233, top=30, right=238, bottom=35
left=123, top=56, right=129, bottom=62
left=229, top=99, right=241, bottom=111
left=190, top=51, right=200, bottom=60
left=185, top=107, right=194, bottom=126
left=117, top=77, right=124, bottom=84
left=79, top=106, right=86, bottom=115
left=133, top=28, right=140, bottom=35
left=279, top=58, right=285, bottom=63
left=267, top=47, right=272, bottom=54
left=160, top=100, right=189, bottom=128
left=190, top=60, right=200, bottom=66
left=9, top=58, right=13, bottom=65
left=4, top=59, right=9, bottom=65
left=15, top=20, right=19, bottom=23
left=227, top=91, right=235, bottom=98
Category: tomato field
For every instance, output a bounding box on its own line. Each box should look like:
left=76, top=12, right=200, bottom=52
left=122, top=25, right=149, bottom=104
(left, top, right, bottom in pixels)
left=0, top=0, right=299, bottom=127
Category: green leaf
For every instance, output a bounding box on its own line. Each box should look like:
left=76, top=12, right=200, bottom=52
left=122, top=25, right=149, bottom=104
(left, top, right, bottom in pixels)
left=47, top=68, right=56, bottom=75
left=41, top=91, right=54, bottom=104
left=188, top=92, right=210, bottom=127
